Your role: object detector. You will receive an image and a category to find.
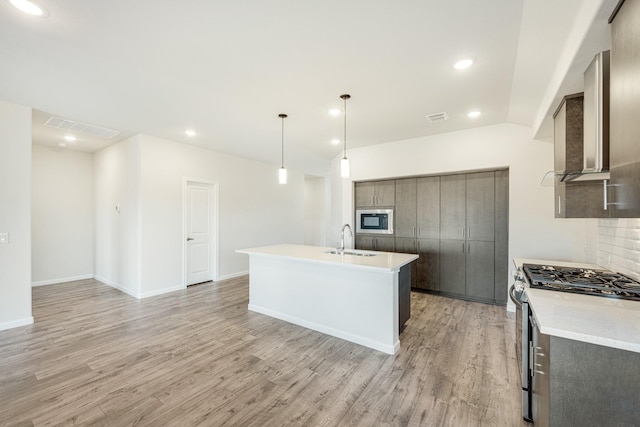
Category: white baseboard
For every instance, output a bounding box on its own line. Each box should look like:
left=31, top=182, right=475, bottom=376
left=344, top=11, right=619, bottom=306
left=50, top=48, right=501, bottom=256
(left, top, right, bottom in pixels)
left=94, top=275, right=142, bottom=299
left=32, top=274, right=94, bottom=287
left=216, top=271, right=249, bottom=281
left=140, top=285, right=184, bottom=299
left=0, top=316, right=34, bottom=331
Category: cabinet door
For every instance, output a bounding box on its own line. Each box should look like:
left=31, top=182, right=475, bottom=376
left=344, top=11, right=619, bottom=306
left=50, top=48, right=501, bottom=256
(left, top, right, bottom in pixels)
left=466, top=172, right=495, bottom=242
left=374, top=180, right=396, bottom=206
left=355, top=182, right=375, bottom=207
left=439, top=239, right=465, bottom=296
left=440, top=175, right=466, bottom=240
left=465, top=241, right=495, bottom=300
left=416, top=238, right=439, bottom=291
left=395, top=178, right=417, bottom=238
left=395, top=237, right=417, bottom=288
left=494, top=169, right=509, bottom=303
left=355, top=235, right=374, bottom=251
left=416, top=176, right=440, bottom=239
left=610, top=0, right=640, bottom=218
left=373, top=236, right=395, bottom=252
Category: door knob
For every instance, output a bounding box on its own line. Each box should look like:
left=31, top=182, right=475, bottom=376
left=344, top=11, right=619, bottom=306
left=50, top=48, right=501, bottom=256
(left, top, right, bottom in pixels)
left=186, top=237, right=194, bottom=241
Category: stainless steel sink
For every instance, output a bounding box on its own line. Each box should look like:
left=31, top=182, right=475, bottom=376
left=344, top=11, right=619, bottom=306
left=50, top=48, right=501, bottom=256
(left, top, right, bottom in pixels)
left=325, top=249, right=377, bottom=257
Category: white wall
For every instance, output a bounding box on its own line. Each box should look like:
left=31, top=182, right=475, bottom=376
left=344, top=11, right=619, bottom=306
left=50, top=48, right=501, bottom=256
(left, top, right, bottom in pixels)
left=94, top=136, right=141, bottom=297
left=332, top=123, right=599, bottom=308
left=0, top=100, right=33, bottom=331
left=137, top=134, right=308, bottom=296
left=32, top=145, right=94, bottom=285
left=304, top=176, right=328, bottom=246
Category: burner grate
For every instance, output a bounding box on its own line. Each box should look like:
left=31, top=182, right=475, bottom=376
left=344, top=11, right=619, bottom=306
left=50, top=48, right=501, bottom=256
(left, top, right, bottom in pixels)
left=522, top=263, right=640, bottom=301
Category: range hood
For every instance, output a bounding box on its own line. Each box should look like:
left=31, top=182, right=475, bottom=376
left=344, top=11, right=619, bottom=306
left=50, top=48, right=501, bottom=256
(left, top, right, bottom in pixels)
left=543, top=51, right=610, bottom=186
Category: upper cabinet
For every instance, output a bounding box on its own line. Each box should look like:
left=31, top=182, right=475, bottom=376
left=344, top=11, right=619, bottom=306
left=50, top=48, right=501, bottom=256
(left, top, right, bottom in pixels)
left=354, top=180, right=395, bottom=207
left=609, top=0, right=640, bottom=217
left=553, top=94, right=610, bottom=218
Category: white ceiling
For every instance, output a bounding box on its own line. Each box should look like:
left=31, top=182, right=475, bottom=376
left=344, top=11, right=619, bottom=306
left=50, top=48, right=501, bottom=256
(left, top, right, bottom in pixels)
left=0, top=0, right=620, bottom=166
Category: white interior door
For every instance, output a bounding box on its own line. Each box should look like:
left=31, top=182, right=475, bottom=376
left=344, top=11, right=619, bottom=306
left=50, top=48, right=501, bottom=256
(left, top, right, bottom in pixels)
left=186, top=182, right=215, bottom=286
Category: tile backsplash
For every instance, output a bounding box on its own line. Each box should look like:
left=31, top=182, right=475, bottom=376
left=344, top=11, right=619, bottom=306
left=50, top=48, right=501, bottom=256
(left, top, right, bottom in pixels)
left=597, top=219, right=640, bottom=281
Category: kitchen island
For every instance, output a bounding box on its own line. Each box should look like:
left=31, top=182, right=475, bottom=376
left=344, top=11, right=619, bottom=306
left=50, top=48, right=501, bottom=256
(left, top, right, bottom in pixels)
left=237, top=244, right=418, bottom=354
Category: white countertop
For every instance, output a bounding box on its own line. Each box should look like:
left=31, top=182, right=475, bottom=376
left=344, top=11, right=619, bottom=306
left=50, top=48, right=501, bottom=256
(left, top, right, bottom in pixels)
left=514, top=258, right=640, bottom=354
left=237, top=244, right=418, bottom=272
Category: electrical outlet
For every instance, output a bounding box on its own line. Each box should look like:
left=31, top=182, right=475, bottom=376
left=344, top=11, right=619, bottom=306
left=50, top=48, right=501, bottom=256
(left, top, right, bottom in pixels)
left=0, top=232, right=8, bottom=244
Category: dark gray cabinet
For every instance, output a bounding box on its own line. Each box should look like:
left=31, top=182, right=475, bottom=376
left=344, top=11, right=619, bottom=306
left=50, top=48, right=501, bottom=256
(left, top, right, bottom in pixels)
left=609, top=0, right=640, bottom=217
left=354, top=180, right=395, bottom=207
left=416, top=177, right=440, bottom=239
left=440, top=175, right=466, bottom=240
left=355, top=170, right=508, bottom=305
left=439, top=239, right=466, bottom=296
left=439, top=171, right=508, bottom=303
left=553, top=94, right=609, bottom=218
left=355, top=235, right=395, bottom=252
left=416, top=238, right=439, bottom=291
left=530, top=315, right=640, bottom=426
left=395, top=178, right=417, bottom=238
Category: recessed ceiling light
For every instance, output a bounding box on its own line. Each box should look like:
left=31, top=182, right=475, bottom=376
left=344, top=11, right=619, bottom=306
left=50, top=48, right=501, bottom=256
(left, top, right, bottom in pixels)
left=185, top=129, right=196, bottom=137
left=64, top=135, right=76, bottom=142
left=329, top=109, right=341, bottom=116
left=331, top=138, right=340, bottom=145
left=467, top=111, right=481, bottom=118
left=9, top=0, right=47, bottom=16
left=58, top=142, right=67, bottom=148
left=454, top=58, right=474, bottom=70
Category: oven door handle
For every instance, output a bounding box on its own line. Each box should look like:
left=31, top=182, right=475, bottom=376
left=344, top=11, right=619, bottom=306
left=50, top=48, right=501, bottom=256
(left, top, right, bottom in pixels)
left=509, top=284, right=522, bottom=308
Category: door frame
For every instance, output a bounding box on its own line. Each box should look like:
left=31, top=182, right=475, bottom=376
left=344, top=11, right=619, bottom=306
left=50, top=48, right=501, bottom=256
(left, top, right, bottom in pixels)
left=182, top=177, right=219, bottom=288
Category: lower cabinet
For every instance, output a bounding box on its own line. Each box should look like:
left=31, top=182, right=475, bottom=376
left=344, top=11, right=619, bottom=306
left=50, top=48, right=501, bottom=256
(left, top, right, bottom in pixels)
left=530, top=321, right=640, bottom=426
left=395, top=237, right=417, bottom=288
left=355, top=235, right=395, bottom=252
left=439, top=239, right=466, bottom=296
left=466, top=241, right=495, bottom=300
left=416, top=238, right=439, bottom=291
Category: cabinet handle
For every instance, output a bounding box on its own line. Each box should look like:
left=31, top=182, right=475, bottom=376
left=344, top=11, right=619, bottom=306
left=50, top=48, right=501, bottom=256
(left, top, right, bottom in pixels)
left=558, top=196, right=561, bottom=215
left=603, top=179, right=608, bottom=211
left=417, top=241, right=420, bottom=251
left=467, top=227, right=471, bottom=239
left=468, top=243, right=470, bottom=253
left=413, top=226, right=416, bottom=237
left=462, top=243, right=465, bottom=253
left=461, top=227, right=465, bottom=239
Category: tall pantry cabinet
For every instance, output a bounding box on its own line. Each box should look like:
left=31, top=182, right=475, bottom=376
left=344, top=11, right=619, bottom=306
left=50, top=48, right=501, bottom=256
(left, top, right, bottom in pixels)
left=355, top=169, right=509, bottom=305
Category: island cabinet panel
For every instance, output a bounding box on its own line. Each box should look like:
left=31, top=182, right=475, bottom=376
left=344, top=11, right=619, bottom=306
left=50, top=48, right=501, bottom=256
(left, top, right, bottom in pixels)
left=354, top=180, right=396, bottom=207
left=440, top=175, right=466, bottom=240
left=610, top=0, right=640, bottom=217
left=395, top=178, right=417, bottom=238
left=416, top=176, right=440, bottom=239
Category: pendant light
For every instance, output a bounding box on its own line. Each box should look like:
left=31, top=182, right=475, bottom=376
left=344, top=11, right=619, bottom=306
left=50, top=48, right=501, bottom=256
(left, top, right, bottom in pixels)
left=340, top=94, right=351, bottom=178
left=278, top=113, right=288, bottom=184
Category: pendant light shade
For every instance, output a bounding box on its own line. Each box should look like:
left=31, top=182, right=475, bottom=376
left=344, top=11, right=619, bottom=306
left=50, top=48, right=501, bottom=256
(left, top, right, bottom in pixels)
left=340, top=94, right=351, bottom=179
left=278, top=113, right=288, bottom=184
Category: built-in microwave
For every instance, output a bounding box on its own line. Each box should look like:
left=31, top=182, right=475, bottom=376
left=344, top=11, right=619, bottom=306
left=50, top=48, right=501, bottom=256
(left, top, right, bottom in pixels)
left=355, top=209, right=394, bottom=235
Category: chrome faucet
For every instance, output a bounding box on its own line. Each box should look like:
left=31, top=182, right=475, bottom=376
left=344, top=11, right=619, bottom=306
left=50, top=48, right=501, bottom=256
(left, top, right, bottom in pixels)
left=339, top=224, right=353, bottom=253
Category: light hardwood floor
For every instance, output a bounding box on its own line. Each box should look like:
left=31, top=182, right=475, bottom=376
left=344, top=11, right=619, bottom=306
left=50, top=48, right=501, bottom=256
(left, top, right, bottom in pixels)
left=0, top=277, right=528, bottom=426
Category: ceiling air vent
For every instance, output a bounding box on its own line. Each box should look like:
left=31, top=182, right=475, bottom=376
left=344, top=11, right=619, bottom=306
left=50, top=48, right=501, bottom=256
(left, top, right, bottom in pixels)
left=425, top=112, right=449, bottom=123
left=44, top=116, right=121, bottom=139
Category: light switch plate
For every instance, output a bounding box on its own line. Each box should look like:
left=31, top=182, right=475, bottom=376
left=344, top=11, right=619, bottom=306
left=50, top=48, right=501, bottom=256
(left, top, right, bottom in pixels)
left=0, top=232, right=8, bottom=244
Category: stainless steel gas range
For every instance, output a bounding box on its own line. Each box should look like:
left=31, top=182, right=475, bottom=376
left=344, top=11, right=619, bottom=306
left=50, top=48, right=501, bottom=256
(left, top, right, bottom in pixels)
left=516, top=262, right=640, bottom=423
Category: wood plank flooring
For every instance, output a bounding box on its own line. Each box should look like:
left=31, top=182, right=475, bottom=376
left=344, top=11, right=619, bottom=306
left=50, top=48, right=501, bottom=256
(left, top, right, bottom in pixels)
left=0, top=277, right=528, bottom=426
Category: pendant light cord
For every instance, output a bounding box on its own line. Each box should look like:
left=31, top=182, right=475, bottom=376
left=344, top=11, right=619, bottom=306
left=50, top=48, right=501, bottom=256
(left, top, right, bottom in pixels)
left=279, top=113, right=287, bottom=168
left=340, top=94, right=350, bottom=159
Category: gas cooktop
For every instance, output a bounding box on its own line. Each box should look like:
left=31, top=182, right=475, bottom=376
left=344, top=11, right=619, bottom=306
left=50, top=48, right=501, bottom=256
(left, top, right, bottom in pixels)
left=522, top=263, right=640, bottom=301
